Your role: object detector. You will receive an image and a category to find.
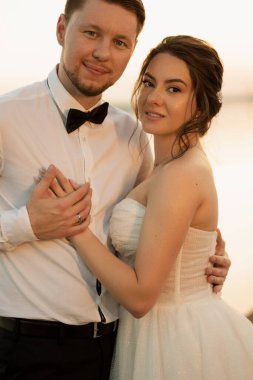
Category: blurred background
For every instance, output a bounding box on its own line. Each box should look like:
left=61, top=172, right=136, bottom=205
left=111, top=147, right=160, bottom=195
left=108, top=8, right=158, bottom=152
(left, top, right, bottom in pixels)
left=0, top=0, right=252, bottom=317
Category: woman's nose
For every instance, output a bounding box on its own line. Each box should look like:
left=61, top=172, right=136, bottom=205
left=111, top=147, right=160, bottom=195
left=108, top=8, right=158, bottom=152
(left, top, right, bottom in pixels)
left=147, top=87, right=164, bottom=105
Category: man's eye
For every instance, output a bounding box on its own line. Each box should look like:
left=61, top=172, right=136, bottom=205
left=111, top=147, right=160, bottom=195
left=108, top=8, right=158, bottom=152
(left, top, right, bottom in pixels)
left=84, top=31, right=97, bottom=38
left=114, top=40, right=127, bottom=48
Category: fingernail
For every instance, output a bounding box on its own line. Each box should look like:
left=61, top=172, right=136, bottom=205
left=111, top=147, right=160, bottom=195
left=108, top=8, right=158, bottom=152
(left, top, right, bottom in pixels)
left=47, top=164, right=55, bottom=171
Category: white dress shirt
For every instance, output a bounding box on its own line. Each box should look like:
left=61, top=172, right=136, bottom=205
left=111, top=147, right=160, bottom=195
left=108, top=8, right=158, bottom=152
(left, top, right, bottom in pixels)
left=0, top=67, right=153, bottom=324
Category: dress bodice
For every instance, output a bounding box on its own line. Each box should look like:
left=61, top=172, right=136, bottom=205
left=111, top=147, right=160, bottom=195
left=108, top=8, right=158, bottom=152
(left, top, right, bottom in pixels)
left=110, top=198, right=253, bottom=380
left=109, top=198, right=217, bottom=304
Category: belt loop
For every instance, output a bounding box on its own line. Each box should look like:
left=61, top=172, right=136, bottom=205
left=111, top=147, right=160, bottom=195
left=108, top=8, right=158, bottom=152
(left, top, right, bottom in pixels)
left=12, top=318, right=20, bottom=341
left=93, top=322, right=102, bottom=338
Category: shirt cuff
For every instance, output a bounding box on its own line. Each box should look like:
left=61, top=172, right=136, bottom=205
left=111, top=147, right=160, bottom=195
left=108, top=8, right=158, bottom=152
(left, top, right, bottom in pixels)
left=1, top=206, right=38, bottom=247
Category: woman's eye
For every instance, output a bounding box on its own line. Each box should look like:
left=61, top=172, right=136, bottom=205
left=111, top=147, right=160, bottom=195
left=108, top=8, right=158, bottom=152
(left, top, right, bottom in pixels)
left=168, top=87, right=180, bottom=93
left=142, top=79, right=153, bottom=87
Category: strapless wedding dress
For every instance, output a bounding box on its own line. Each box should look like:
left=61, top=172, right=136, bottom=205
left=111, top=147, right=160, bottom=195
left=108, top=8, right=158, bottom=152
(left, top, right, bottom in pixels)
left=109, top=198, right=253, bottom=380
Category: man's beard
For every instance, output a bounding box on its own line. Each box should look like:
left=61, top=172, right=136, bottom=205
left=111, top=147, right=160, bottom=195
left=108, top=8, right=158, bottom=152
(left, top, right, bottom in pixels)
left=63, top=64, right=112, bottom=97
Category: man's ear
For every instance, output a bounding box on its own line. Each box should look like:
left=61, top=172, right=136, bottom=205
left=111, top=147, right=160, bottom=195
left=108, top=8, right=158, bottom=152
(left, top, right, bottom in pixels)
left=56, top=14, right=67, bottom=46
left=133, top=38, right=138, bottom=51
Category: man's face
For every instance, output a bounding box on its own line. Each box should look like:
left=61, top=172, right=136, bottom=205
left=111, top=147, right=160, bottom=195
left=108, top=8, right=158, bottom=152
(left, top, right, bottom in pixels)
left=57, top=0, right=138, bottom=105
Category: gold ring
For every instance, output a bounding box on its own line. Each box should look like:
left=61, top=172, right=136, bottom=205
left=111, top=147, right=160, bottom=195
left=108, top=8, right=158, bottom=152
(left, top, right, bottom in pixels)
left=76, top=213, right=83, bottom=225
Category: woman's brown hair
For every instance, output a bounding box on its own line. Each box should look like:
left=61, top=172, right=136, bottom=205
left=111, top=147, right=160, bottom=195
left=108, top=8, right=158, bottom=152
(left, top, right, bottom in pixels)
left=132, top=35, right=224, bottom=159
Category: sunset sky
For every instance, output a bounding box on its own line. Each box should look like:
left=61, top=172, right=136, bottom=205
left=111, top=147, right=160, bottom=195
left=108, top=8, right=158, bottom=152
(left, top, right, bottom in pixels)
left=0, top=0, right=252, bottom=102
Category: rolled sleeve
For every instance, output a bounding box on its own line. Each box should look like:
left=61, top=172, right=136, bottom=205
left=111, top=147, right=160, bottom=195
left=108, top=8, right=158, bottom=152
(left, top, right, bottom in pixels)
left=0, top=206, right=38, bottom=251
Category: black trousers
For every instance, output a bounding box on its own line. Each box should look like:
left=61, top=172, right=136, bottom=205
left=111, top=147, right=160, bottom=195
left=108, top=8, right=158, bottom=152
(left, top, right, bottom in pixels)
left=0, top=326, right=116, bottom=380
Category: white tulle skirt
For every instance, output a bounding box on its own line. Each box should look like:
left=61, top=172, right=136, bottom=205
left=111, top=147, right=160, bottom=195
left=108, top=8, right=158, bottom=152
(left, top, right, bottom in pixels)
left=110, top=295, right=253, bottom=380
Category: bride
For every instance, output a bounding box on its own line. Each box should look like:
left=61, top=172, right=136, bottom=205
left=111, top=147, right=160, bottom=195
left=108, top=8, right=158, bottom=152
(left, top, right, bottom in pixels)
left=41, top=35, right=253, bottom=379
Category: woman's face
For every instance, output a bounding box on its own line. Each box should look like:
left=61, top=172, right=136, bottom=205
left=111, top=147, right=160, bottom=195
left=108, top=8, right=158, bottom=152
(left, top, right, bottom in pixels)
left=137, top=53, right=197, bottom=139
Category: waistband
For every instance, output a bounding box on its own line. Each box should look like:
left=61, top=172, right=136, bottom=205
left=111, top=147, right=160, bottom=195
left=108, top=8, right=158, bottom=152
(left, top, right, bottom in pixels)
left=0, top=316, right=118, bottom=339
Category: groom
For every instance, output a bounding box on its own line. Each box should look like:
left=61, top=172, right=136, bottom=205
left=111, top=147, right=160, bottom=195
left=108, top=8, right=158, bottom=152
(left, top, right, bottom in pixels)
left=0, top=0, right=230, bottom=379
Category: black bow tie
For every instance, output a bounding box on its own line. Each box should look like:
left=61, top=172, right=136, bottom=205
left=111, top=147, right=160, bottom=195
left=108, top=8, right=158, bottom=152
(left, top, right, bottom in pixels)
left=66, top=102, right=109, bottom=133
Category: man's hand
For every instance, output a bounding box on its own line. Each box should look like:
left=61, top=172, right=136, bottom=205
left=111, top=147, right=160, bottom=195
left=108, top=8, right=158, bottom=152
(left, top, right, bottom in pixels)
left=27, top=165, right=92, bottom=240
left=206, top=229, right=231, bottom=293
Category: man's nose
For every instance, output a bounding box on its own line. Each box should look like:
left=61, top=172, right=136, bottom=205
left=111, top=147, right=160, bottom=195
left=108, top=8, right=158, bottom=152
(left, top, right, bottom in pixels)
left=92, top=39, right=111, bottom=61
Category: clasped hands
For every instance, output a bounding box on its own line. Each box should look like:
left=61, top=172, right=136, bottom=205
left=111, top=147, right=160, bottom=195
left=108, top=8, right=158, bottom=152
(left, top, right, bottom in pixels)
left=27, top=165, right=92, bottom=240
left=27, top=165, right=231, bottom=293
